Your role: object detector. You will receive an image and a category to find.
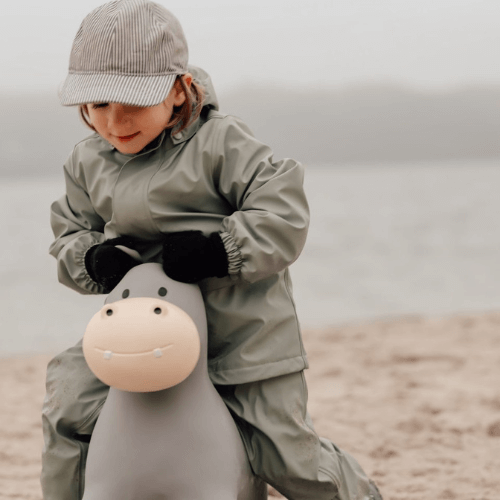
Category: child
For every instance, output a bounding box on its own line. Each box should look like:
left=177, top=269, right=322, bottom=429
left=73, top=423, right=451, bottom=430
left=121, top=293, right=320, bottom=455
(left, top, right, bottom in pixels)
left=42, top=1, right=382, bottom=499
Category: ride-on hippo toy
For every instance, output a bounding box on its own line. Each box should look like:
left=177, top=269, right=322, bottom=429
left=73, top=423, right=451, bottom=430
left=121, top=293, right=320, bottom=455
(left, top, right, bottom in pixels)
left=81, top=263, right=267, bottom=500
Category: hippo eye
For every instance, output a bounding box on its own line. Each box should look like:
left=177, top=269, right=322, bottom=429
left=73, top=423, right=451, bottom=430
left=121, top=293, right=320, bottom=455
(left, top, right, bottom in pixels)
left=154, top=307, right=162, bottom=315
left=122, top=289, right=130, bottom=299
left=106, top=309, right=113, bottom=316
left=158, top=287, right=167, bottom=297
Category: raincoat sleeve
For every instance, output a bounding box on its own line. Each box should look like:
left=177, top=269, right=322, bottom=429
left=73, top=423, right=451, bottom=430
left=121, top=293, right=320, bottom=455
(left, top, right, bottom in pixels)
left=49, top=151, right=107, bottom=294
left=213, top=115, right=310, bottom=284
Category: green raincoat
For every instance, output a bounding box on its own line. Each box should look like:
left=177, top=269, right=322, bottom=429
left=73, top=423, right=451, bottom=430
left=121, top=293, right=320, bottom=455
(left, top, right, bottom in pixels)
left=49, top=65, right=310, bottom=386
left=45, top=66, right=379, bottom=500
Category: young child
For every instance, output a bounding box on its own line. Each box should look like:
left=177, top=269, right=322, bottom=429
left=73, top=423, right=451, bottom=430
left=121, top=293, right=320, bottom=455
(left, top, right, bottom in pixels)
left=42, top=1, right=382, bottom=499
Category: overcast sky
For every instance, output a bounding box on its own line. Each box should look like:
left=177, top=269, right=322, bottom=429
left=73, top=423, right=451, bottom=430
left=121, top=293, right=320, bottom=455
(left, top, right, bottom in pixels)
left=2, top=0, right=499, bottom=94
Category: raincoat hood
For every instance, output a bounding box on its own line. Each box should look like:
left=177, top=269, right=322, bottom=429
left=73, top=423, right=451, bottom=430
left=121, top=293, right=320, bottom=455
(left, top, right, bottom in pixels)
left=190, top=64, right=219, bottom=113
left=153, top=64, right=220, bottom=148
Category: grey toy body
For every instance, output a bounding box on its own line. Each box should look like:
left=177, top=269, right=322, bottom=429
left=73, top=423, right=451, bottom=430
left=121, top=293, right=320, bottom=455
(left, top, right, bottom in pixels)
left=82, top=263, right=267, bottom=500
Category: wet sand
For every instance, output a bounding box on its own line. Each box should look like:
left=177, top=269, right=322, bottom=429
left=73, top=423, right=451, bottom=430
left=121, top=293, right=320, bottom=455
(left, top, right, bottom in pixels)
left=1, top=311, right=499, bottom=499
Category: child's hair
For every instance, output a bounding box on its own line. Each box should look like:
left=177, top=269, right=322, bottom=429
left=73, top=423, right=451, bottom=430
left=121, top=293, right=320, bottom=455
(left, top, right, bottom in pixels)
left=79, top=76, right=205, bottom=135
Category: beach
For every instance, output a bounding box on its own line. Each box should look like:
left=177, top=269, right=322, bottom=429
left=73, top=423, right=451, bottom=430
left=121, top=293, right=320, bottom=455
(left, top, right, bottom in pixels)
left=1, top=311, right=499, bottom=500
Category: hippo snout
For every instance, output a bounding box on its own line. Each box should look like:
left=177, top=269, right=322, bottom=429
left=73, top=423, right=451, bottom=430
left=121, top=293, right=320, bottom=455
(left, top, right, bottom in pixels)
left=83, top=297, right=201, bottom=392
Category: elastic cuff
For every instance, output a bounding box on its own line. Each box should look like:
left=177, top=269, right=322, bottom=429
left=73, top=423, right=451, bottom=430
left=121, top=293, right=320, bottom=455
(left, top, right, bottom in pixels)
left=219, top=231, right=243, bottom=275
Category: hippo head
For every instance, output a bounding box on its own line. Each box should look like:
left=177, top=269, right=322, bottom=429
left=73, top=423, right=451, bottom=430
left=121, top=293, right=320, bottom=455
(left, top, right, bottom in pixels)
left=83, top=263, right=204, bottom=393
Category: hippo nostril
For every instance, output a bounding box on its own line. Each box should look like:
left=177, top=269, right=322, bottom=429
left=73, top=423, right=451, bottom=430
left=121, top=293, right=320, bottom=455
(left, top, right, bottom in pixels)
left=106, top=309, right=113, bottom=316
left=154, top=307, right=162, bottom=315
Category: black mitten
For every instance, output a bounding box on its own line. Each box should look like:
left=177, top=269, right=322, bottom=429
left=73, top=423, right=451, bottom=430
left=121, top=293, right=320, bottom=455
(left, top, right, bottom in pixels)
left=85, top=236, right=141, bottom=292
left=162, top=231, right=228, bottom=283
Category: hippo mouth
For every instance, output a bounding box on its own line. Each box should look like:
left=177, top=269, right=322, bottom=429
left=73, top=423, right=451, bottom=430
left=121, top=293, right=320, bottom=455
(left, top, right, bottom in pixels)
left=94, top=344, right=173, bottom=360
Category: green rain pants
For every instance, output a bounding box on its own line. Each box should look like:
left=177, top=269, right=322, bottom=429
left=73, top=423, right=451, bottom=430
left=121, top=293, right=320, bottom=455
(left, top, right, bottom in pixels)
left=41, top=339, right=376, bottom=500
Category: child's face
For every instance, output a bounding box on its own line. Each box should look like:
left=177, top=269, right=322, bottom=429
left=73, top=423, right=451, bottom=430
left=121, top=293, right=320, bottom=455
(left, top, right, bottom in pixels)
left=85, top=75, right=191, bottom=154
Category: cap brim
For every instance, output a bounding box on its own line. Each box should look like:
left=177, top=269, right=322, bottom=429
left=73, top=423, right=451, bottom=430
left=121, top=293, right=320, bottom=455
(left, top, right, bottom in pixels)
left=58, top=72, right=179, bottom=107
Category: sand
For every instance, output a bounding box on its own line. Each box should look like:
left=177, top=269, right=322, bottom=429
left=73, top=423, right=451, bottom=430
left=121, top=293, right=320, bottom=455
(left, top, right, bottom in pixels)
left=1, top=311, right=499, bottom=500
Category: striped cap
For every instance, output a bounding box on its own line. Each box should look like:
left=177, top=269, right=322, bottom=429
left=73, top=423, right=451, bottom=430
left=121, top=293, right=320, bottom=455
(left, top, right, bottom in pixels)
left=58, top=0, right=188, bottom=107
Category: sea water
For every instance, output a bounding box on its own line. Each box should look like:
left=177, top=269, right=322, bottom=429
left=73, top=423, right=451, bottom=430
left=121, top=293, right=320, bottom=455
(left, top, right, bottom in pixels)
left=1, top=159, right=499, bottom=356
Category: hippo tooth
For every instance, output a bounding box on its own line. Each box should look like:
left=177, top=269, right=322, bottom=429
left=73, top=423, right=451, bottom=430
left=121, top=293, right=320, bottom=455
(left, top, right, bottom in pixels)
left=153, top=348, right=163, bottom=358
left=104, top=350, right=113, bottom=360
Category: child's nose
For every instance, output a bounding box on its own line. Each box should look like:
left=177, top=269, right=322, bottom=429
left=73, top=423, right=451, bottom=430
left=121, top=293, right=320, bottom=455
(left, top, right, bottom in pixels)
left=108, top=104, right=131, bottom=129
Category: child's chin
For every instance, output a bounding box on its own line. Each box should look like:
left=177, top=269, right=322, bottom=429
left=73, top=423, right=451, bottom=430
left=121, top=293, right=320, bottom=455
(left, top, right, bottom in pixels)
left=112, top=141, right=143, bottom=155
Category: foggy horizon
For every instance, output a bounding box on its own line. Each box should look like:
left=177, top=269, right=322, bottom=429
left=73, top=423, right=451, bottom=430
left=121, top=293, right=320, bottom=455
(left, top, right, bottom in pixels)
left=1, top=82, right=499, bottom=178
left=2, top=1, right=499, bottom=173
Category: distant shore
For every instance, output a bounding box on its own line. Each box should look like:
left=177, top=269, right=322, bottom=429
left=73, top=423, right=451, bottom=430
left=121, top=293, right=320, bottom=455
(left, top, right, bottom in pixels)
left=1, top=311, right=500, bottom=499
left=2, top=85, right=500, bottom=177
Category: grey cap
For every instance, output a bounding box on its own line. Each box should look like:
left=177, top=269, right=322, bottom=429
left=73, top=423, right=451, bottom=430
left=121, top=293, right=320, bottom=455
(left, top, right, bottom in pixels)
left=58, top=0, right=188, bottom=107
